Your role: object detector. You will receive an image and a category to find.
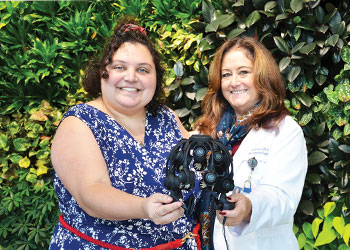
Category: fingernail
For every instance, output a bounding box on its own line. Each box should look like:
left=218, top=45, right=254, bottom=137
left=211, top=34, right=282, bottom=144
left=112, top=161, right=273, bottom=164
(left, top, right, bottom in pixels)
left=226, top=197, right=231, bottom=200
left=219, top=212, right=226, bottom=215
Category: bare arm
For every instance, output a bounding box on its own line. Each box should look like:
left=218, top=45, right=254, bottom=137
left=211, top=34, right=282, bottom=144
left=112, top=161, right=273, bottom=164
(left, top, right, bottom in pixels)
left=51, top=116, right=183, bottom=223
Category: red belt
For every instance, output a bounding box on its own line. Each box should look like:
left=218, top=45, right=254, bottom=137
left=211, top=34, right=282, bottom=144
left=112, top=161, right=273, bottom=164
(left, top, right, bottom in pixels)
left=59, top=214, right=201, bottom=250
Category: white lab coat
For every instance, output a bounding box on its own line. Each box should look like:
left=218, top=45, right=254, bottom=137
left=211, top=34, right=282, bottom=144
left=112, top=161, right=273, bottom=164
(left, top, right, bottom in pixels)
left=214, top=116, right=308, bottom=250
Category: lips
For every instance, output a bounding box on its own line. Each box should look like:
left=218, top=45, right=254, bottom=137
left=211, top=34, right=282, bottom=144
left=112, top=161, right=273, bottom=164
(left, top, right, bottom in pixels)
left=119, top=87, right=139, bottom=92
left=230, top=89, right=248, bottom=94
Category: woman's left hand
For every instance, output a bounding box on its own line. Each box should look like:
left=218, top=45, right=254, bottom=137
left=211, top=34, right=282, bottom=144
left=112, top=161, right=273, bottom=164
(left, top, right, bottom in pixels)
left=143, top=193, right=184, bottom=225
left=216, top=193, right=252, bottom=227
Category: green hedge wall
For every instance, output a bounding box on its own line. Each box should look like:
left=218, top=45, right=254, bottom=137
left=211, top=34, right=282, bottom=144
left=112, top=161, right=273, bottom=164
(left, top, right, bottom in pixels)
left=0, top=1, right=349, bottom=249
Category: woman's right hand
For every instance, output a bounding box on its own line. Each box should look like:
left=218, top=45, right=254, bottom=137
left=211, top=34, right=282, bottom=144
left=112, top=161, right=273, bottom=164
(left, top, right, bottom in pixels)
left=143, top=193, right=184, bottom=225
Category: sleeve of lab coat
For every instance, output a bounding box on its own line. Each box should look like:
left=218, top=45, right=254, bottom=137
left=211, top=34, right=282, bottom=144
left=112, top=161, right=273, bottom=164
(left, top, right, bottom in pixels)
left=229, top=119, right=308, bottom=236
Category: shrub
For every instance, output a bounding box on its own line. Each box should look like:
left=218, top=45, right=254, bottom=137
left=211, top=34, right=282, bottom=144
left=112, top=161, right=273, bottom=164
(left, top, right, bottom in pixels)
left=294, top=200, right=350, bottom=249
left=0, top=0, right=349, bottom=248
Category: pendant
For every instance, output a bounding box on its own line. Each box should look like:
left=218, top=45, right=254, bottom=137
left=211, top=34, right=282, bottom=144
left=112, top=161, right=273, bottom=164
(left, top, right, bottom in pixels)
left=247, top=157, right=258, bottom=170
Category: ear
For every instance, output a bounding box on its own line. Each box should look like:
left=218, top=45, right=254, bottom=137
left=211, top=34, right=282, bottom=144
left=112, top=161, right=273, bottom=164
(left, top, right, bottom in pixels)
left=102, top=71, right=109, bottom=79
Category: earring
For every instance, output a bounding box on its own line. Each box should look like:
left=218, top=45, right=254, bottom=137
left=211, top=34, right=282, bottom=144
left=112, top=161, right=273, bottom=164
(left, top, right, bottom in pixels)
left=102, top=72, right=109, bottom=79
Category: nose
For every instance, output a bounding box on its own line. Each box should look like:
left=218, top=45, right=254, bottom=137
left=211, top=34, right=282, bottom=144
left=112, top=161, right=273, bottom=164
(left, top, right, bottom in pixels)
left=230, top=73, right=239, bottom=86
left=124, top=68, right=137, bottom=82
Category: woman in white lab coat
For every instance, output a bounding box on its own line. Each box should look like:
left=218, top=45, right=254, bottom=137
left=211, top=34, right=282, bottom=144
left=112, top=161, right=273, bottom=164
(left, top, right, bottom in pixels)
left=195, top=37, right=307, bottom=250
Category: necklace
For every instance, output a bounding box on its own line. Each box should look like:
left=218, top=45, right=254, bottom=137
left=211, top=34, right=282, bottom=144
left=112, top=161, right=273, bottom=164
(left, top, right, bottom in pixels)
left=99, top=99, right=146, bottom=146
left=116, top=118, right=146, bottom=147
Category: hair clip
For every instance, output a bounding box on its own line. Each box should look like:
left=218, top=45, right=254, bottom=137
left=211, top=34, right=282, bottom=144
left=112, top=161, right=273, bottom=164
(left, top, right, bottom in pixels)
left=121, top=24, right=147, bottom=36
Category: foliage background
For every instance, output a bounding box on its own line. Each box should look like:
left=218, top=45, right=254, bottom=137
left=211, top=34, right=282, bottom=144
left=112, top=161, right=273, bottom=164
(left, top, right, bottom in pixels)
left=0, top=0, right=349, bottom=249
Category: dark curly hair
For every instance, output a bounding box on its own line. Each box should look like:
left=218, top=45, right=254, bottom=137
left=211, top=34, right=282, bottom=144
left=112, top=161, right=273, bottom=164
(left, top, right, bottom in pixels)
left=82, top=17, right=165, bottom=116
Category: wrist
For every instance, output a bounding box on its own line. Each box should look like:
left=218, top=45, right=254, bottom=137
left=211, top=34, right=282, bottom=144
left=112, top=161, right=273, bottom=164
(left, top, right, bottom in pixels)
left=141, top=196, right=150, bottom=220
left=244, top=199, right=252, bottom=222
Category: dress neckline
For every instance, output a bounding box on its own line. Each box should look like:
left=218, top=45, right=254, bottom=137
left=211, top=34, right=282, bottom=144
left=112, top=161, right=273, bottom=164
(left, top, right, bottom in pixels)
left=82, top=103, right=149, bottom=148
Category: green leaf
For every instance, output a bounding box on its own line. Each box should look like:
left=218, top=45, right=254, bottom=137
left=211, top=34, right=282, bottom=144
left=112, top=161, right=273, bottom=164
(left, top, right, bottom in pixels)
left=296, top=24, right=316, bottom=32
left=181, top=77, right=195, bottom=86
left=337, top=244, right=350, bottom=250
left=308, top=151, right=327, bottom=166
left=339, top=144, right=350, bottom=154
left=336, top=83, right=350, bottom=102
left=195, top=87, right=208, bottom=101
left=173, top=88, right=183, bottom=102
left=291, top=42, right=305, bottom=54
left=245, top=10, right=261, bottom=28
left=295, top=92, right=313, bottom=107
left=292, top=16, right=301, bottom=24
left=276, top=13, right=288, bottom=21
left=8, top=153, right=22, bottom=164
left=329, top=12, right=341, bottom=34
left=306, top=173, right=321, bottom=184
left=287, top=66, right=301, bottom=82
left=279, top=57, right=291, bottom=71
left=298, top=233, right=306, bottom=248
left=299, top=200, right=314, bottom=217
left=299, top=111, right=312, bottom=126
left=312, top=218, right=323, bottom=238
left=340, top=47, right=350, bottom=63
left=198, top=39, right=215, bottom=52
left=303, top=222, right=314, bottom=239
left=36, top=149, right=50, bottom=160
left=315, top=6, right=325, bottom=24
left=299, top=42, right=316, bottom=54
left=344, top=224, right=350, bottom=246
left=326, top=34, right=339, bottom=47
left=216, top=14, right=235, bottom=29
left=175, top=107, right=190, bottom=118
left=0, top=133, right=8, bottom=149
left=315, top=229, right=337, bottom=246
left=264, top=1, right=276, bottom=12
left=13, top=138, right=31, bottom=152
left=324, top=202, right=336, bottom=218
left=293, top=224, right=299, bottom=234
left=314, top=122, right=325, bottom=136
left=337, top=21, right=346, bottom=36
left=333, top=216, right=345, bottom=237
left=19, top=157, right=30, bottom=168
left=232, top=0, right=244, bottom=7
left=290, top=0, right=303, bottom=13
left=273, top=36, right=289, bottom=53
left=329, top=138, right=344, bottom=161
left=26, top=173, right=37, bottom=184
left=202, top=0, right=215, bottom=23
left=205, top=14, right=235, bottom=32
left=227, top=28, right=245, bottom=39
left=344, top=124, right=350, bottom=136
left=324, top=85, right=338, bottom=104
left=322, top=215, right=333, bottom=232
left=333, top=129, right=343, bottom=141
left=185, top=92, right=195, bottom=100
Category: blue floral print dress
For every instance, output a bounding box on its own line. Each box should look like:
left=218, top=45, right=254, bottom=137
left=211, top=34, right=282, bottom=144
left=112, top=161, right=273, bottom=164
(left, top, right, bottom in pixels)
left=49, top=103, right=201, bottom=250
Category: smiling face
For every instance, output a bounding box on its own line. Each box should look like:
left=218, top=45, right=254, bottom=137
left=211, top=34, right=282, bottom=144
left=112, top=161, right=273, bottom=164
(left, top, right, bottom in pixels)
left=221, top=48, right=261, bottom=118
left=101, top=42, right=157, bottom=115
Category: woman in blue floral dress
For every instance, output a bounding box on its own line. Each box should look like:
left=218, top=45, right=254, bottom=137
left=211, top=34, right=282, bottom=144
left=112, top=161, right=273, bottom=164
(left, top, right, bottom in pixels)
left=49, top=18, right=201, bottom=250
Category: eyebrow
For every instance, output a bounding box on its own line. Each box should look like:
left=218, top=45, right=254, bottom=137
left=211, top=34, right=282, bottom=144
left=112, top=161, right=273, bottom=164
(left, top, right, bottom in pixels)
left=110, top=60, right=153, bottom=67
left=221, top=66, right=252, bottom=71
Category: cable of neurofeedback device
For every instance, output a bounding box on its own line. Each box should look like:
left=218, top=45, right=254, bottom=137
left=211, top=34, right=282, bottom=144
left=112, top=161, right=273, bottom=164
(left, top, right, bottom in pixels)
left=222, top=216, right=231, bottom=250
